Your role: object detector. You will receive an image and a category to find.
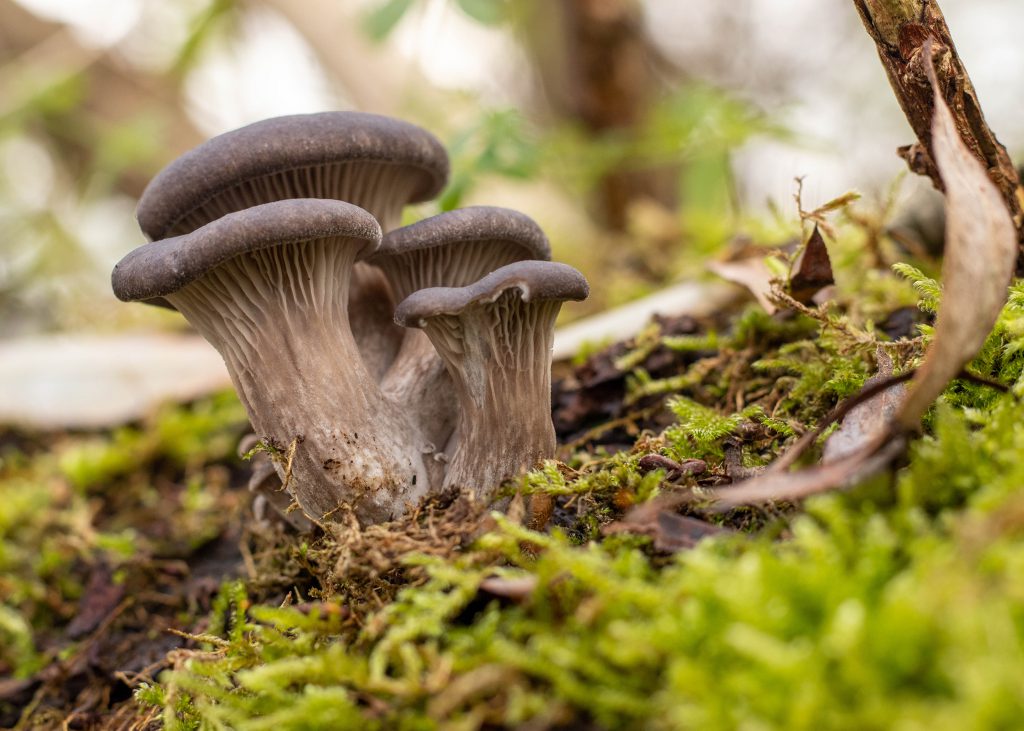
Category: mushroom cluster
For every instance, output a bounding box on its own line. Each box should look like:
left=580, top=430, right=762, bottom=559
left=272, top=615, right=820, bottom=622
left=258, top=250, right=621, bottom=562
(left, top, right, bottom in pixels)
left=112, top=112, right=588, bottom=524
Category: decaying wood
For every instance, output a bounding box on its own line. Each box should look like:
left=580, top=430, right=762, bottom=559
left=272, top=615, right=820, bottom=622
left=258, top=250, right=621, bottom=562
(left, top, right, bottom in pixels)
left=851, top=0, right=1024, bottom=269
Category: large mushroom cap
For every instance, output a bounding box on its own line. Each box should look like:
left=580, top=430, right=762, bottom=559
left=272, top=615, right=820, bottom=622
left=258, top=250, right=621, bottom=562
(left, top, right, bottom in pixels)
left=394, top=260, right=589, bottom=327
left=136, top=112, right=449, bottom=240
left=113, top=198, right=381, bottom=302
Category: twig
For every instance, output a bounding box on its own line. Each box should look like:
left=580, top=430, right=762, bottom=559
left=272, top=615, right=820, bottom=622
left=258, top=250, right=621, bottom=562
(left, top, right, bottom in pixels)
left=851, top=0, right=1024, bottom=269
left=771, top=369, right=917, bottom=471
left=956, top=370, right=1010, bottom=393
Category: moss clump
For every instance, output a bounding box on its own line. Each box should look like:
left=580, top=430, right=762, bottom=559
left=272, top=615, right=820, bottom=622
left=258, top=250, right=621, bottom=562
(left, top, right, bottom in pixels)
left=152, top=389, right=1024, bottom=730
left=0, top=391, right=247, bottom=720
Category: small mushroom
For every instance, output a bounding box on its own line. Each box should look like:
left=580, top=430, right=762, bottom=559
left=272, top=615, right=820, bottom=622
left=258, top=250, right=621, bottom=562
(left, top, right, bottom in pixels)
left=135, top=112, right=450, bottom=381
left=394, top=260, right=589, bottom=498
left=113, top=198, right=431, bottom=523
left=370, top=207, right=552, bottom=476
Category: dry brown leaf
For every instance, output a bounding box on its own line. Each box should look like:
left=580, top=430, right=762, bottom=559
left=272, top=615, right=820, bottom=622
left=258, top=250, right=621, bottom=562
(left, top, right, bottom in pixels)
left=822, top=349, right=906, bottom=464
left=604, top=502, right=729, bottom=552
left=896, top=43, right=1017, bottom=426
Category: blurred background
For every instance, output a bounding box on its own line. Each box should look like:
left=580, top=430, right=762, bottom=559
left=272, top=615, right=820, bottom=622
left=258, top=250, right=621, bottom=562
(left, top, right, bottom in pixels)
left=1, top=0, right=1022, bottom=335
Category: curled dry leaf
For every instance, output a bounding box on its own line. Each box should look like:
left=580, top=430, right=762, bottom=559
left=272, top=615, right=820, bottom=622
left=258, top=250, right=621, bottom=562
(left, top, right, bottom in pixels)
left=788, top=225, right=835, bottom=305
left=822, top=348, right=906, bottom=464
left=896, top=41, right=1017, bottom=426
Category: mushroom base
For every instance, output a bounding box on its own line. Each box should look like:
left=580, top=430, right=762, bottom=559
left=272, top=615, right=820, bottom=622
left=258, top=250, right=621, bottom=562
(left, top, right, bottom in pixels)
left=424, top=295, right=560, bottom=499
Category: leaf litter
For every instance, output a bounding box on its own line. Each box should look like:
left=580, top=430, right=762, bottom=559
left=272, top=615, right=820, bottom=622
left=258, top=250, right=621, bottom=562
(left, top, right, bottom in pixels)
left=705, top=39, right=1018, bottom=509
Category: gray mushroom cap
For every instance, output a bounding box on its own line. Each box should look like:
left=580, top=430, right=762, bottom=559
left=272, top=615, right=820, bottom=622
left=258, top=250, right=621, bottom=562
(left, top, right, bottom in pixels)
left=113, top=198, right=381, bottom=302
left=375, top=206, right=551, bottom=260
left=394, top=260, right=589, bottom=327
left=136, top=112, right=449, bottom=241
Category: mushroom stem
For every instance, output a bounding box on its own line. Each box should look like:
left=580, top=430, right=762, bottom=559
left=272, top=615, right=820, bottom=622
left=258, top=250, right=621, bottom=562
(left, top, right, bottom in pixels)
left=394, top=260, right=588, bottom=500
left=160, top=234, right=430, bottom=523
left=168, top=237, right=428, bottom=518
left=426, top=295, right=561, bottom=494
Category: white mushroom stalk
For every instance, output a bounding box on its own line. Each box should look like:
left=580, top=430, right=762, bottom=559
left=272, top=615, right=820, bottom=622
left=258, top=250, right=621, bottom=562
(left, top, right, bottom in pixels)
left=394, top=260, right=589, bottom=498
left=113, top=199, right=431, bottom=523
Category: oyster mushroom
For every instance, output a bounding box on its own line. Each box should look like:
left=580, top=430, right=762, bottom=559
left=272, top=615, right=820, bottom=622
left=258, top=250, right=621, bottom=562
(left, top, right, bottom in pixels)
left=113, top=198, right=431, bottom=523
left=370, top=207, right=552, bottom=474
left=135, top=111, right=450, bottom=380
left=394, top=260, right=589, bottom=498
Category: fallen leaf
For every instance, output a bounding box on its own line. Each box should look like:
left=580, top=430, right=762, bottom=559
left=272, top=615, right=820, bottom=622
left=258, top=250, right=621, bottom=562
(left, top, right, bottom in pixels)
left=67, top=563, right=126, bottom=640
left=822, top=349, right=907, bottom=463
left=896, top=42, right=1017, bottom=426
left=650, top=512, right=729, bottom=551
left=709, top=435, right=906, bottom=510
left=709, top=258, right=779, bottom=314
left=788, top=225, right=835, bottom=304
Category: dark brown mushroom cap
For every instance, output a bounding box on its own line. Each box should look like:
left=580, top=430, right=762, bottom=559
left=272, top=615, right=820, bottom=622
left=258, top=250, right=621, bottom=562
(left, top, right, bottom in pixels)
left=372, top=206, right=551, bottom=261
left=137, top=112, right=449, bottom=241
left=394, top=260, right=589, bottom=327
left=113, top=198, right=381, bottom=302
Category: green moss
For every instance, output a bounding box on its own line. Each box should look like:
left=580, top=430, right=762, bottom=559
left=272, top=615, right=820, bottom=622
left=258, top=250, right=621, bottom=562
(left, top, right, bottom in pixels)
left=155, top=384, right=1024, bottom=728
left=141, top=238, right=1024, bottom=728
left=0, top=391, right=246, bottom=681
left=10, top=211, right=1024, bottom=727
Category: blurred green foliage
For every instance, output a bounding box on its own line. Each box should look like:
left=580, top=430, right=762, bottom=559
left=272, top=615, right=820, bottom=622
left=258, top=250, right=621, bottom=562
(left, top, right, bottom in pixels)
left=0, top=391, right=246, bottom=679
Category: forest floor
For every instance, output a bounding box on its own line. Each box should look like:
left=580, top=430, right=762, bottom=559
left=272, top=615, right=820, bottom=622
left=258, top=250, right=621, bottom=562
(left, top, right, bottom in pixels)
left=4, top=205, right=1024, bottom=730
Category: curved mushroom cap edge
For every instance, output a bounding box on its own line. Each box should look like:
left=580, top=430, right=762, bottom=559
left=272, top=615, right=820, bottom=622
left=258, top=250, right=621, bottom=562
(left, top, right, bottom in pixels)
left=113, top=198, right=382, bottom=302
left=394, top=260, right=589, bottom=328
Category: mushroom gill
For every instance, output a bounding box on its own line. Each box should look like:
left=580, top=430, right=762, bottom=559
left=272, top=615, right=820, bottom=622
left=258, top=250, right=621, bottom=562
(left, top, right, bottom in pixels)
left=113, top=199, right=432, bottom=524
left=135, top=111, right=451, bottom=381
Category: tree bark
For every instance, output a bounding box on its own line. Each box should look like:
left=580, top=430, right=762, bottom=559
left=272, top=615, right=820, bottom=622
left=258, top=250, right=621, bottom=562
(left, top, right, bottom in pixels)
left=851, top=0, right=1024, bottom=269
